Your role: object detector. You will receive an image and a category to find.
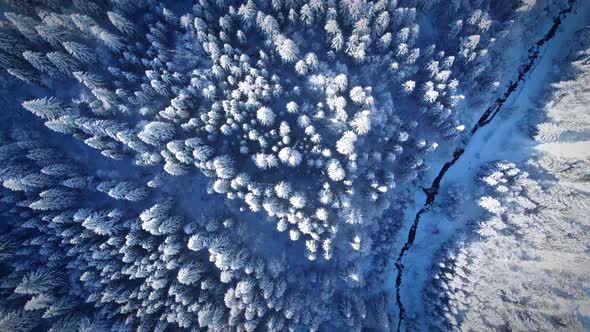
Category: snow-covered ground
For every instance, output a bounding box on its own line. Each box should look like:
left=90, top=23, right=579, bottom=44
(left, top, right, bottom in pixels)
left=394, top=0, right=590, bottom=328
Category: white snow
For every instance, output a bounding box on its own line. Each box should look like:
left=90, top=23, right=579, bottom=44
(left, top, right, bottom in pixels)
left=394, top=1, right=590, bottom=327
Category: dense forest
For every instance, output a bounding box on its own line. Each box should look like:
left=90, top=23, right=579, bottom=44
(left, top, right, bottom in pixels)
left=0, top=0, right=588, bottom=331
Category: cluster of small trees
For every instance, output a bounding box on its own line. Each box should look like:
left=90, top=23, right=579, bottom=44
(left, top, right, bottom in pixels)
left=423, top=160, right=589, bottom=331
left=422, top=240, right=473, bottom=330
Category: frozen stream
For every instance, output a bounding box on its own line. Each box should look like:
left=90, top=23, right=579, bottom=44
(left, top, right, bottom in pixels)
left=393, top=1, right=580, bottom=330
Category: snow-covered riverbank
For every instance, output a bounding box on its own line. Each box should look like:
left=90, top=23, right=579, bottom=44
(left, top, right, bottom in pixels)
left=393, top=0, right=590, bottom=329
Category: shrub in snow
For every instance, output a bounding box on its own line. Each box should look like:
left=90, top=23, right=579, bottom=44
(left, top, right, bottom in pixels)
left=336, top=131, right=357, bottom=156
left=327, top=159, right=345, bottom=181
left=278, top=147, right=302, bottom=167
left=138, top=122, right=176, bottom=146
left=256, top=107, right=276, bottom=126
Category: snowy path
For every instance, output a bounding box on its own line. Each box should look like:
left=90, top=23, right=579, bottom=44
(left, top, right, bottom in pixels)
left=392, top=1, right=587, bottom=330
